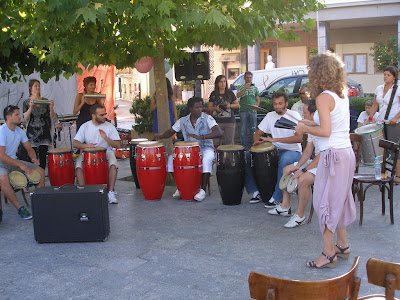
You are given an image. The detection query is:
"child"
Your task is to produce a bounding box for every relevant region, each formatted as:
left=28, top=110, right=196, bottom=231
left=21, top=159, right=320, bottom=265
left=357, top=100, right=379, bottom=127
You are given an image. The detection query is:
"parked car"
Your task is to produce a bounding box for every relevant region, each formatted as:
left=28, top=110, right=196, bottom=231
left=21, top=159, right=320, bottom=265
left=259, top=74, right=364, bottom=99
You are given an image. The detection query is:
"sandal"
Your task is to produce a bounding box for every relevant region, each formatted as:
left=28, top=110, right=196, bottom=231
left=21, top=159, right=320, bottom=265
left=335, top=244, right=350, bottom=259
left=306, top=252, right=337, bottom=269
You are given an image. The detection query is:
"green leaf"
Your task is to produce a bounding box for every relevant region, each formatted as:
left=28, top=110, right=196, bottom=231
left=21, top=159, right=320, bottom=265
left=75, top=6, right=97, bottom=23
left=205, top=9, right=227, bottom=27
left=157, top=1, right=176, bottom=17
left=134, top=4, right=150, bottom=21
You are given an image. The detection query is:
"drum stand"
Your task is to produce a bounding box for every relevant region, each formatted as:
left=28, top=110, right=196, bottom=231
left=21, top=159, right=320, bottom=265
left=58, top=120, right=75, bottom=150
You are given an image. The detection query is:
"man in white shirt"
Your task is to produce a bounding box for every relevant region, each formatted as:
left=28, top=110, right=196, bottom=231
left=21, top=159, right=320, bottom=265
left=73, top=104, right=121, bottom=204
left=253, top=91, right=303, bottom=208
left=291, top=86, right=310, bottom=119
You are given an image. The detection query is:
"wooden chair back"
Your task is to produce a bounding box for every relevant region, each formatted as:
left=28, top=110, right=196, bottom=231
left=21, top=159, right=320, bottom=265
left=350, top=133, right=363, bottom=173
left=380, top=139, right=399, bottom=180
left=249, top=256, right=361, bottom=300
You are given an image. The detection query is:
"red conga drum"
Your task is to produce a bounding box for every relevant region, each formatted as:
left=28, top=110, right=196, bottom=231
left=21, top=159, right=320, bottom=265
left=173, top=141, right=202, bottom=200
left=136, top=141, right=167, bottom=200
left=83, top=147, right=108, bottom=185
left=47, top=148, right=75, bottom=186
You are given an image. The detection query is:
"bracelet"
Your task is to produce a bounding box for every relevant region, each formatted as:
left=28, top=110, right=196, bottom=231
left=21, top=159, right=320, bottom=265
left=302, top=168, right=307, bottom=173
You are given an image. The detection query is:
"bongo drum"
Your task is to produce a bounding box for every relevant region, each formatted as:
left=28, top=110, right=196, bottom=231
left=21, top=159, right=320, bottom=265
left=173, top=141, right=202, bottom=201
left=129, top=138, right=148, bottom=189
left=48, top=148, right=75, bottom=186
left=9, top=171, right=28, bottom=190
left=216, top=145, right=245, bottom=205
left=279, top=172, right=292, bottom=191
left=250, top=142, right=278, bottom=203
left=83, top=147, right=108, bottom=185
left=136, top=141, right=167, bottom=200
left=286, top=176, right=298, bottom=194
left=26, top=169, right=41, bottom=186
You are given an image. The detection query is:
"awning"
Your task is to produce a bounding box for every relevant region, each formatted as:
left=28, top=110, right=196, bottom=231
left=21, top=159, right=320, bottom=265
left=219, top=54, right=239, bottom=62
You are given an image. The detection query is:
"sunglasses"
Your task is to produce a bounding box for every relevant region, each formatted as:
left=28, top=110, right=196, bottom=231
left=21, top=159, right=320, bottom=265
left=299, top=92, right=307, bottom=95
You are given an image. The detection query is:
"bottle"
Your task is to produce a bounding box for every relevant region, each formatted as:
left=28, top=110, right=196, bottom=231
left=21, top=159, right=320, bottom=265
left=374, top=157, right=381, bottom=180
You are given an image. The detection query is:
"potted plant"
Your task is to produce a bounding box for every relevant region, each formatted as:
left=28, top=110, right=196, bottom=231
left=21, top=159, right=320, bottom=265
left=129, top=96, right=155, bottom=140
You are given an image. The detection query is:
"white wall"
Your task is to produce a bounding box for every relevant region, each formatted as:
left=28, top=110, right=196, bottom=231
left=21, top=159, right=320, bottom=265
left=278, top=47, right=308, bottom=67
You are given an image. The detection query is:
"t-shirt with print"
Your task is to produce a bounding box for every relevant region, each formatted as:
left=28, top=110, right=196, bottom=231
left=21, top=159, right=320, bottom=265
left=74, top=120, right=121, bottom=152
left=209, top=90, right=236, bottom=123
left=237, top=84, right=259, bottom=112
left=0, top=124, right=28, bottom=159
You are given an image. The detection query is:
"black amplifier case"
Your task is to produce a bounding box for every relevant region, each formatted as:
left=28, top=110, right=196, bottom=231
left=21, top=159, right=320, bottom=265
left=31, top=185, right=110, bottom=243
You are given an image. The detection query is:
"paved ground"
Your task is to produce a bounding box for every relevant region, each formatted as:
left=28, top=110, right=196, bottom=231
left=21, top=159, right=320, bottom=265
left=1, top=159, right=399, bottom=299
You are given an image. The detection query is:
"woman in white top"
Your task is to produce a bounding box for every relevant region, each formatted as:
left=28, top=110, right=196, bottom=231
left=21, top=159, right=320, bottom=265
left=295, top=52, right=356, bottom=269
left=369, top=66, right=400, bottom=184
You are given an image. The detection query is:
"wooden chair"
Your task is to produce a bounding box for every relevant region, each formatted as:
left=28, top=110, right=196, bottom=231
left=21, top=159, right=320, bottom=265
left=353, top=139, right=399, bottom=225
left=358, top=258, right=400, bottom=300
left=249, top=256, right=361, bottom=300
left=0, top=187, right=30, bottom=207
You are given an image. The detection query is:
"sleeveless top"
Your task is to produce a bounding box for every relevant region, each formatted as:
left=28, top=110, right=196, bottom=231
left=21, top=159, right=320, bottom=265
left=153, top=98, right=174, bottom=133
left=76, top=102, right=94, bottom=131
left=313, top=90, right=351, bottom=151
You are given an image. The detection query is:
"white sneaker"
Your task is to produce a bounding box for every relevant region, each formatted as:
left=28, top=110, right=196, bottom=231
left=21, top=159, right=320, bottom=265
left=194, top=189, right=206, bottom=202
left=284, top=213, right=306, bottom=228
left=249, top=193, right=262, bottom=204
left=173, top=189, right=181, bottom=199
left=268, top=205, right=291, bottom=217
left=108, top=191, right=118, bottom=204
left=264, top=197, right=280, bottom=208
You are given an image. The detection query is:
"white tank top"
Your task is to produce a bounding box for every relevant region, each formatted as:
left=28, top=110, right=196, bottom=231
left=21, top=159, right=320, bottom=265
left=313, top=90, right=351, bottom=151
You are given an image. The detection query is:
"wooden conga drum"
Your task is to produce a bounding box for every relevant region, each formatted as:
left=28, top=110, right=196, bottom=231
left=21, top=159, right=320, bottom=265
left=48, top=148, right=75, bottom=186
left=129, top=138, right=148, bottom=189
left=83, top=147, right=108, bottom=185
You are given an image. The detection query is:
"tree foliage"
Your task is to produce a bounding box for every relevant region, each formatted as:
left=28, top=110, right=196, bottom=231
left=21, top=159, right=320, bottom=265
left=370, top=36, right=399, bottom=71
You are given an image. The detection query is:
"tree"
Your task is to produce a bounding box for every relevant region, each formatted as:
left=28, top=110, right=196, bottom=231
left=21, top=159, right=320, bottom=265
left=1, top=0, right=321, bottom=147
left=370, top=36, right=399, bottom=71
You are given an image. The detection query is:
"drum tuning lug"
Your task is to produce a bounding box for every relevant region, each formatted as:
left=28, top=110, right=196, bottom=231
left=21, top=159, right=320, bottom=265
left=93, top=159, right=97, bottom=166
left=185, top=153, right=190, bottom=160
left=156, top=153, right=161, bottom=161
left=58, top=161, right=63, bottom=167
left=100, top=158, right=105, bottom=162
left=141, top=154, right=145, bottom=161
left=178, top=153, right=183, bottom=159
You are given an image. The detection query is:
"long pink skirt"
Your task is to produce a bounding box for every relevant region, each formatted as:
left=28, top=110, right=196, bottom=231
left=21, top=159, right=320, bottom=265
left=313, top=147, right=356, bottom=235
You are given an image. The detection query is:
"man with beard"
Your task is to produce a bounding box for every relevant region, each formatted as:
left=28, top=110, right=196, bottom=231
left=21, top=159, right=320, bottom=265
left=253, top=91, right=302, bottom=209
left=291, top=86, right=310, bottom=119
left=73, top=104, right=121, bottom=204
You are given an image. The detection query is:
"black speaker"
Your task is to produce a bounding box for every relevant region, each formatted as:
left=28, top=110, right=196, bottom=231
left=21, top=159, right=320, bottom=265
left=174, top=51, right=210, bottom=81
left=174, top=56, right=193, bottom=81
left=31, top=185, right=110, bottom=243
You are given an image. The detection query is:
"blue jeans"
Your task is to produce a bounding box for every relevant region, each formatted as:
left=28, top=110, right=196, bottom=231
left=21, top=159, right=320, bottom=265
left=240, top=111, right=257, bottom=148
left=244, top=151, right=258, bottom=194
left=273, top=149, right=302, bottom=202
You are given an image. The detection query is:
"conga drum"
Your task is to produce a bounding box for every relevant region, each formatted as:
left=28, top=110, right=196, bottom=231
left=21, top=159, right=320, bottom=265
left=136, top=141, right=167, bottom=200
left=83, top=147, right=108, bottom=185
left=216, top=145, right=245, bottom=205
left=354, top=123, right=384, bottom=165
left=173, top=141, right=202, bottom=201
left=250, top=142, right=279, bottom=203
left=9, top=171, right=28, bottom=190
left=47, top=148, right=75, bottom=186
left=129, top=138, right=148, bottom=188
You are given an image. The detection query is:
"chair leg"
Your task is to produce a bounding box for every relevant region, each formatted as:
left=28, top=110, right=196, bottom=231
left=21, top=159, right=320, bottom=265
left=207, top=176, right=211, bottom=196
left=358, top=183, right=364, bottom=226
left=381, top=184, right=385, bottom=215
left=389, top=185, right=394, bottom=224
left=308, top=206, right=314, bottom=223
left=20, top=190, right=30, bottom=207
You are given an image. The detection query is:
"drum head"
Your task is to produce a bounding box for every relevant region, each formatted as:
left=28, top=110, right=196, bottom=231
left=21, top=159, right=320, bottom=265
left=138, top=141, right=164, bottom=148
left=250, top=142, right=275, bottom=153
left=9, top=171, right=28, bottom=189
left=174, top=141, right=199, bottom=147
left=26, top=169, right=41, bottom=184
left=48, top=148, right=72, bottom=154
left=279, top=172, right=292, bottom=191
left=287, top=176, right=298, bottom=194
left=354, top=123, right=383, bottom=134
left=130, top=138, right=148, bottom=145
left=83, top=147, right=106, bottom=153
left=217, top=145, right=244, bottom=151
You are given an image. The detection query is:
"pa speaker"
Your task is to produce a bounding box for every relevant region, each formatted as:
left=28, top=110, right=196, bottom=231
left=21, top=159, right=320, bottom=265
left=174, top=56, right=193, bottom=81
left=192, top=51, right=210, bottom=80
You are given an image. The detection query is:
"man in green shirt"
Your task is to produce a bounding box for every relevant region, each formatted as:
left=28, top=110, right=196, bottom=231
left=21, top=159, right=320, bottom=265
left=237, top=71, right=260, bottom=148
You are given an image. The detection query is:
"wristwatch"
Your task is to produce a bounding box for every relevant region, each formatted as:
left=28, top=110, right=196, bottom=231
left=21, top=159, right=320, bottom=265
left=301, top=168, right=307, bottom=173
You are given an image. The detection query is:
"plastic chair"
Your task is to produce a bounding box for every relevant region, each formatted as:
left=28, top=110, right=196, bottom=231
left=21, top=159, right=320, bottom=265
left=358, top=258, right=400, bottom=300
left=249, top=256, right=361, bottom=300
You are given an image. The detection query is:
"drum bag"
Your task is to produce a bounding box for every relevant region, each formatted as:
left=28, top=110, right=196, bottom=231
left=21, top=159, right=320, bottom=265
left=31, top=185, right=110, bottom=243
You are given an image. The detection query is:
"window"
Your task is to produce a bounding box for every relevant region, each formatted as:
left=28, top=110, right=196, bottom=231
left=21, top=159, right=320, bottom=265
left=228, top=68, right=239, bottom=80
left=266, top=77, right=297, bottom=94
left=344, top=54, right=367, bottom=74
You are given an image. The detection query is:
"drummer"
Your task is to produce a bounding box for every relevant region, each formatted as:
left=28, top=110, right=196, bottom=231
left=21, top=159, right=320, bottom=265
left=72, top=104, right=121, bottom=204
left=0, top=105, right=45, bottom=220
left=155, top=96, right=223, bottom=202
left=253, top=91, right=302, bottom=208
left=268, top=100, right=320, bottom=228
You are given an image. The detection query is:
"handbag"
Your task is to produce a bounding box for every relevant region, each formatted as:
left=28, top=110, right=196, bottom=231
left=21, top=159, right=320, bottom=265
left=383, top=84, right=398, bottom=138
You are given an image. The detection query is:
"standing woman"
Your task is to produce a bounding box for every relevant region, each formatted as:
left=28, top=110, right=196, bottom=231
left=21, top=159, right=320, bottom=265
left=208, top=75, right=239, bottom=145
left=295, top=52, right=356, bottom=268
left=74, top=76, right=105, bottom=131
left=369, top=66, right=400, bottom=184
left=23, top=79, right=55, bottom=170
left=150, top=78, right=177, bottom=133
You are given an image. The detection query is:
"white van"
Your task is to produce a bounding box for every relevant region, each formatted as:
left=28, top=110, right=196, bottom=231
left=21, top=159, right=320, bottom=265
left=230, top=65, right=308, bottom=95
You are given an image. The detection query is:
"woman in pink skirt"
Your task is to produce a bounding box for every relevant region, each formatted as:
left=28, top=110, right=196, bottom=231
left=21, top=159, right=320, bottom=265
left=295, top=52, right=356, bottom=268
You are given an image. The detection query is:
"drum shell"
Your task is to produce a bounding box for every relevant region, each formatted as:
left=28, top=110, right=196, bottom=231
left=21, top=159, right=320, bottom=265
left=354, top=124, right=384, bottom=165
left=136, top=145, right=167, bottom=200
left=216, top=148, right=245, bottom=205
left=173, top=145, right=202, bottom=201
left=129, top=139, right=149, bottom=189
left=83, top=150, right=108, bottom=185
left=48, top=150, right=75, bottom=186
left=250, top=148, right=278, bottom=203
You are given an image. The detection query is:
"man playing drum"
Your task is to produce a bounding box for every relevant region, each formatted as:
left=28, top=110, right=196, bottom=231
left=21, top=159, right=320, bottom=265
left=253, top=91, right=303, bottom=208
left=156, top=97, right=222, bottom=202
left=73, top=104, right=121, bottom=204
left=268, top=100, right=320, bottom=228
left=0, top=105, right=45, bottom=220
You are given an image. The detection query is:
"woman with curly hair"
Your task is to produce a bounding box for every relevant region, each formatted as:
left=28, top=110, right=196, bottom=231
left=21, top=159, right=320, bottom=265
left=295, top=52, right=356, bottom=268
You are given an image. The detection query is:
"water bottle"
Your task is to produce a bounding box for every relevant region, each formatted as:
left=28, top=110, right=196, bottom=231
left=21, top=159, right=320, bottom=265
left=374, top=157, right=381, bottom=179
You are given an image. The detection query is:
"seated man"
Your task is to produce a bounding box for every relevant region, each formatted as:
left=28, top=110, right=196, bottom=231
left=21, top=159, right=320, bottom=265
left=253, top=91, right=303, bottom=208
left=0, top=105, right=45, bottom=220
left=290, top=86, right=310, bottom=119
left=156, top=97, right=222, bottom=201
left=73, top=104, right=121, bottom=204
left=268, top=100, right=320, bottom=228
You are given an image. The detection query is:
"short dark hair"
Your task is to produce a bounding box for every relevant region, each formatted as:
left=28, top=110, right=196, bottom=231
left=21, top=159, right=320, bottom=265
left=3, top=105, right=19, bottom=120
left=364, top=100, right=373, bottom=107
left=244, top=71, right=253, bottom=77
left=306, top=99, right=316, bottom=114
left=90, top=103, right=106, bottom=116
left=272, top=91, right=289, bottom=103
left=83, top=76, right=97, bottom=92
left=187, top=97, right=203, bottom=109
